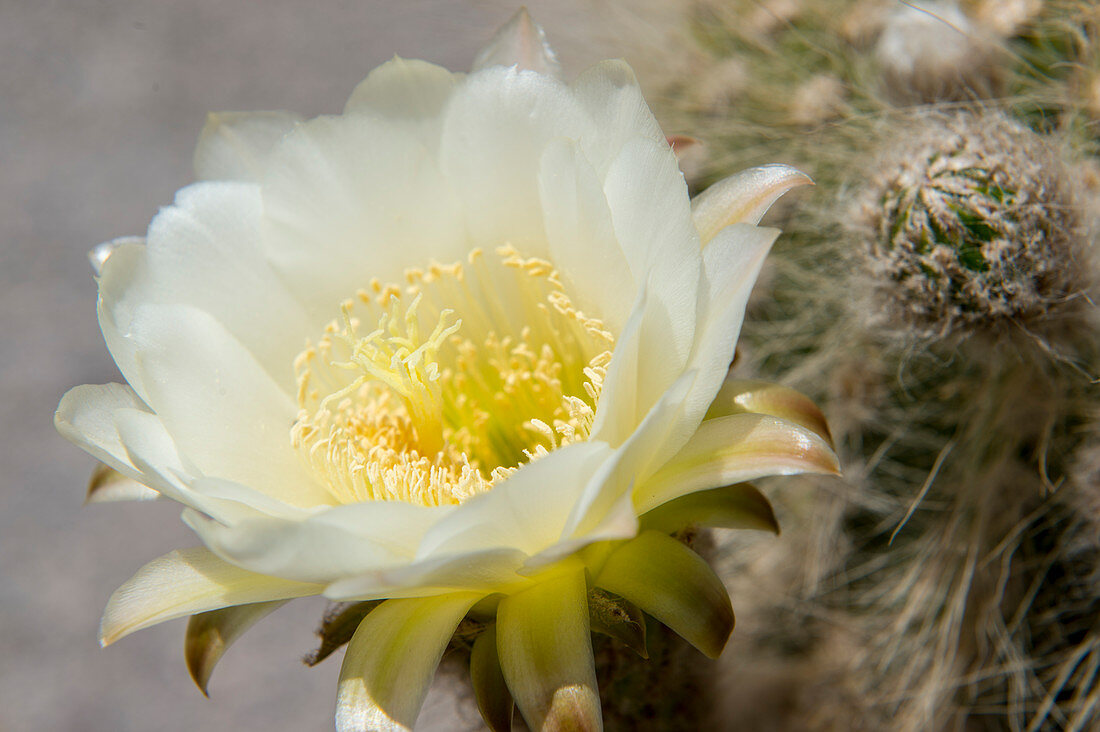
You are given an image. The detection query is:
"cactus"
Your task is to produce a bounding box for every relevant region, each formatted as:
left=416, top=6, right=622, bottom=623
left=632, top=0, right=1100, bottom=729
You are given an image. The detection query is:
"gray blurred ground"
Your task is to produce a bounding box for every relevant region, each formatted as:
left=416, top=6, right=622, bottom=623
left=0, top=2, right=677, bottom=730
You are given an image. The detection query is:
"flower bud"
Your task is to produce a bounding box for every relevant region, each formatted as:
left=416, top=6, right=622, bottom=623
left=854, top=112, right=1084, bottom=338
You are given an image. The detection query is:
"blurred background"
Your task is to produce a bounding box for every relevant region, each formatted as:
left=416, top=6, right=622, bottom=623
left=11, top=1, right=1099, bottom=730
left=0, top=2, right=681, bottom=730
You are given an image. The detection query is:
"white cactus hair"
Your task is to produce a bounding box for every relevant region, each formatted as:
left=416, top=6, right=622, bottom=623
left=611, top=0, right=1100, bottom=729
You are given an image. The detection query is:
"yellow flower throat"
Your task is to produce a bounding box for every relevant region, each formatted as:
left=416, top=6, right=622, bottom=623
left=291, top=246, right=614, bottom=507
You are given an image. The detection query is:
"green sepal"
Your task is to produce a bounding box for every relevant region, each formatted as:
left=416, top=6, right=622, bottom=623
left=594, top=530, right=734, bottom=659
left=185, top=600, right=285, bottom=695
left=639, top=483, right=779, bottom=535
left=470, top=625, right=514, bottom=732
left=496, top=565, right=603, bottom=731
left=336, top=593, right=481, bottom=732
left=304, top=600, right=381, bottom=667
left=588, top=587, right=648, bottom=658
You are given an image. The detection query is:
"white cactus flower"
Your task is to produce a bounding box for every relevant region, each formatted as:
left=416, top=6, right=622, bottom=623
left=56, top=10, right=835, bottom=732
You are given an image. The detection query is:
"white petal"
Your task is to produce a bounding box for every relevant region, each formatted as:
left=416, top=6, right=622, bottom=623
left=567, top=370, right=696, bottom=538
left=416, top=442, right=614, bottom=560
left=89, top=236, right=142, bottom=275
left=521, top=491, right=637, bottom=573
left=324, top=548, right=527, bottom=601
left=142, top=182, right=313, bottom=386
left=587, top=289, right=645, bottom=446
left=538, top=138, right=634, bottom=334
left=185, top=501, right=449, bottom=583
left=706, top=378, right=832, bottom=445
left=56, top=383, right=153, bottom=481
left=336, top=593, right=480, bottom=732
left=96, top=184, right=313, bottom=395
left=438, top=65, right=592, bottom=253
left=691, top=164, right=813, bottom=244
left=601, top=135, right=703, bottom=416
left=343, top=57, right=459, bottom=149
left=634, top=412, right=841, bottom=513
left=193, top=111, right=303, bottom=182
left=128, top=303, right=329, bottom=507
left=569, top=243, right=799, bottom=523
left=471, top=8, right=561, bottom=77
left=97, top=242, right=154, bottom=403
left=55, top=383, right=225, bottom=518
left=669, top=223, right=780, bottom=445
left=572, top=60, right=665, bottom=178
left=187, top=477, right=315, bottom=522
left=262, top=113, right=467, bottom=320
left=99, top=547, right=321, bottom=646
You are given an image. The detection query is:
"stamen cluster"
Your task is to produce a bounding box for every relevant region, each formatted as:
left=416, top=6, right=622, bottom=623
left=291, top=247, right=614, bottom=506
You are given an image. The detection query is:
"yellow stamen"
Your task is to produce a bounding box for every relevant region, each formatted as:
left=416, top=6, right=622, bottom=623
left=291, top=247, right=613, bottom=507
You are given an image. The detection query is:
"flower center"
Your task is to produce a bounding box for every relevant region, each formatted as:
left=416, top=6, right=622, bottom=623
left=291, top=246, right=614, bottom=507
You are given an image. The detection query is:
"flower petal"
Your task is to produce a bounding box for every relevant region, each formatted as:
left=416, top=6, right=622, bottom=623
left=470, top=624, right=514, bottom=732
left=471, top=8, right=561, bottom=77
left=416, top=441, right=614, bottom=560
left=496, top=565, right=602, bottom=732
left=344, top=56, right=459, bottom=123
left=335, top=593, right=480, bottom=732
left=262, top=113, right=467, bottom=320
left=654, top=223, right=779, bottom=463
left=706, top=377, right=833, bottom=446
left=691, top=164, right=813, bottom=244
left=439, top=65, right=591, bottom=252
left=591, top=219, right=766, bottom=471
left=129, top=303, right=329, bottom=507
left=538, top=138, right=635, bottom=334
left=639, top=483, right=779, bottom=535
left=100, top=547, right=321, bottom=647
left=141, top=182, right=314, bottom=384
left=193, top=111, right=303, bottom=182
left=55, top=383, right=150, bottom=476
left=569, top=370, right=696, bottom=539
left=601, top=135, right=702, bottom=416
left=594, top=530, right=733, bottom=659
left=323, top=548, right=527, bottom=602
left=186, top=477, right=314, bottom=522
left=634, top=413, right=840, bottom=514
left=587, top=287, right=647, bottom=447
left=185, top=500, right=449, bottom=584
left=56, top=383, right=219, bottom=515
left=89, top=235, right=142, bottom=275
left=572, top=60, right=665, bottom=177
left=97, top=183, right=314, bottom=394
left=185, top=600, right=286, bottom=695
left=111, top=409, right=266, bottom=524
left=96, top=242, right=154, bottom=402
left=86, top=463, right=160, bottom=504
